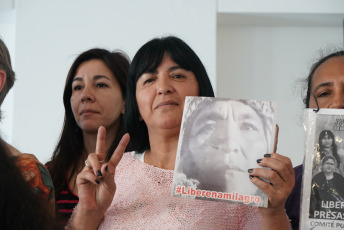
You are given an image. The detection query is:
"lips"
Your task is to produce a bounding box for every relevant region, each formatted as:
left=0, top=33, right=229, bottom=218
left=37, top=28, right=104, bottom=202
left=155, top=100, right=178, bottom=109
left=80, top=109, right=99, bottom=115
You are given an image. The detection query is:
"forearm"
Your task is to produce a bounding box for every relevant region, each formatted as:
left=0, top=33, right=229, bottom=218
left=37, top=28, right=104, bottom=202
left=260, top=207, right=291, bottom=230
left=66, top=207, right=104, bottom=230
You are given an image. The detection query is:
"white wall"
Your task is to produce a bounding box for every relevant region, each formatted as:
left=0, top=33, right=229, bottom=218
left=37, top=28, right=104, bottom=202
left=2, top=0, right=343, bottom=166
left=13, top=0, right=216, bottom=163
left=217, top=25, right=343, bottom=166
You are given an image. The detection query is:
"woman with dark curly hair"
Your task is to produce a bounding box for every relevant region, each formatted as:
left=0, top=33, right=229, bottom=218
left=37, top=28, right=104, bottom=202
left=285, top=50, right=344, bottom=229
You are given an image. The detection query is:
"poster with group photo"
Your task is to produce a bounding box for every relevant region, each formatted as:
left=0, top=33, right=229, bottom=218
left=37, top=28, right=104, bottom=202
left=172, top=96, right=277, bottom=208
left=300, top=109, right=344, bottom=229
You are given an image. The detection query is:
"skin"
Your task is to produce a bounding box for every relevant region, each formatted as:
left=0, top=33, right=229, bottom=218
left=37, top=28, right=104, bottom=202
left=71, top=59, right=125, bottom=135
left=69, top=54, right=294, bottom=230
left=309, top=56, right=344, bottom=109
left=190, top=100, right=267, bottom=192
left=69, top=59, right=125, bottom=194
left=321, top=134, right=333, bottom=150
left=135, top=54, right=199, bottom=169
left=322, top=158, right=335, bottom=177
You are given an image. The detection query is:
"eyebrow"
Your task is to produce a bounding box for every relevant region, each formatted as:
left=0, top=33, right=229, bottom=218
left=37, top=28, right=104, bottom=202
left=313, top=81, right=333, bottom=93
left=147, top=65, right=184, bottom=74
left=72, top=75, right=111, bottom=82
left=238, top=113, right=259, bottom=121
left=195, top=109, right=226, bottom=122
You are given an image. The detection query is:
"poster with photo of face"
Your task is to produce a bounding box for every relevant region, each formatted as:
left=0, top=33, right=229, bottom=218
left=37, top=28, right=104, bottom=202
left=172, top=96, right=276, bottom=208
left=300, top=109, right=344, bottom=229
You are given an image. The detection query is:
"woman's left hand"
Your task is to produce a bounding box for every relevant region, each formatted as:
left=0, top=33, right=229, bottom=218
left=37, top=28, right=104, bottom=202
left=249, top=153, right=294, bottom=229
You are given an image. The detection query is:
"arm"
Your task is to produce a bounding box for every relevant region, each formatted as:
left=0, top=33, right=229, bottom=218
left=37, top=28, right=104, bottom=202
left=67, top=127, right=130, bottom=230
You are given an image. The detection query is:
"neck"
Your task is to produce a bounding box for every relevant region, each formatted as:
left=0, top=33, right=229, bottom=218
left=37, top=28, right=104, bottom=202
left=324, top=172, right=334, bottom=180
left=82, top=126, right=117, bottom=159
left=145, top=127, right=180, bottom=170
left=323, top=147, right=332, bottom=153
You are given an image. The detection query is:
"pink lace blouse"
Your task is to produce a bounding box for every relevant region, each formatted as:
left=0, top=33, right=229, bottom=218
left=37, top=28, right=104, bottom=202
left=97, top=152, right=262, bottom=229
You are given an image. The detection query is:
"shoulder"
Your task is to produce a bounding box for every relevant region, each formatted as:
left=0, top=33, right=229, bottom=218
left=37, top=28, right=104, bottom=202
left=338, top=148, right=344, bottom=157
left=14, top=154, right=55, bottom=201
left=333, top=172, right=344, bottom=179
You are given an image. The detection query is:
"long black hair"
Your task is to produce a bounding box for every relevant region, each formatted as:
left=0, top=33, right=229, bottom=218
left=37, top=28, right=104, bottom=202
left=124, top=36, right=215, bottom=152
left=318, top=130, right=340, bottom=168
left=48, top=48, right=131, bottom=196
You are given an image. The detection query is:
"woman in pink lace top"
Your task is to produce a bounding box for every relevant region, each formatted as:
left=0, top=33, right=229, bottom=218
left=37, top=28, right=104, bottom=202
left=68, top=36, right=295, bottom=230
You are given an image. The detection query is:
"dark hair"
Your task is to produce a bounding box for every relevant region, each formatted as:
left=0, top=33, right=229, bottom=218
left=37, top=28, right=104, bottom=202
left=124, top=36, right=215, bottom=152
left=321, top=155, right=336, bottom=166
left=318, top=130, right=340, bottom=168
left=303, top=50, right=344, bottom=108
left=48, top=48, right=130, bottom=197
left=0, top=38, right=15, bottom=111
left=0, top=139, right=62, bottom=230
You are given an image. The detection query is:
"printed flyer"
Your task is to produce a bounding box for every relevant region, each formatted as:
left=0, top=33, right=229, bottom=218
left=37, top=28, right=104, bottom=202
left=172, top=96, right=276, bottom=208
left=300, top=109, right=344, bottom=229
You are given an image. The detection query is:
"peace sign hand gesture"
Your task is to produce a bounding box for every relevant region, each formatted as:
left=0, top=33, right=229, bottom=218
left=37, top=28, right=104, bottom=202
left=68, top=126, right=130, bottom=230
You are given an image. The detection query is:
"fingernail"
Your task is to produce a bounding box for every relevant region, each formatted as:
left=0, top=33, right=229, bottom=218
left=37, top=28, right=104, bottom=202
left=95, top=179, right=100, bottom=184
left=97, top=170, right=102, bottom=177
left=249, top=175, right=254, bottom=179
left=105, top=165, right=108, bottom=172
left=248, top=168, right=253, bottom=173
left=264, top=153, right=271, bottom=158
left=257, top=159, right=262, bottom=164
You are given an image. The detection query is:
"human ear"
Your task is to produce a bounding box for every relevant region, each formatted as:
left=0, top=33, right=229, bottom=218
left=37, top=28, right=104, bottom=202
left=0, top=70, right=6, bottom=92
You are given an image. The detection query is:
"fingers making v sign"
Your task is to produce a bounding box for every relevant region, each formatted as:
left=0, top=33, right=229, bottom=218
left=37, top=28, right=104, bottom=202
left=76, top=126, right=130, bottom=214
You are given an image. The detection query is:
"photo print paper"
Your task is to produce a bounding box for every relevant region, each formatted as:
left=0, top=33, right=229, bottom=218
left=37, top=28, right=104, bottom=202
left=300, top=109, right=344, bottom=229
left=172, top=96, right=277, bottom=208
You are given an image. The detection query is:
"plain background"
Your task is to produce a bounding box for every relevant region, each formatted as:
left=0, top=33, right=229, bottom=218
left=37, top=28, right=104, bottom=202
left=0, top=0, right=343, bottom=167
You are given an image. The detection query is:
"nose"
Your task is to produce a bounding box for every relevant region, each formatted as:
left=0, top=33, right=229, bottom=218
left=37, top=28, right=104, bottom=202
left=157, top=77, right=174, bottom=95
left=329, top=91, right=344, bottom=109
left=220, top=123, right=240, bottom=154
left=80, top=86, right=95, bottom=102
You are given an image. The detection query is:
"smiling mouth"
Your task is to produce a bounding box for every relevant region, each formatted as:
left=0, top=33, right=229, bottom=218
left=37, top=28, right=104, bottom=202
left=80, top=110, right=98, bottom=115
left=155, top=101, right=178, bottom=109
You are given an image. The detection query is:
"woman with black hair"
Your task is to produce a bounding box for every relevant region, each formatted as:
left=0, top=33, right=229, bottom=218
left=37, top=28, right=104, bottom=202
left=68, top=36, right=294, bottom=229
left=47, top=48, right=132, bottom=225
left=285, top=50, right=344, bottom=229
left=312, top=130, right=344, bottom=175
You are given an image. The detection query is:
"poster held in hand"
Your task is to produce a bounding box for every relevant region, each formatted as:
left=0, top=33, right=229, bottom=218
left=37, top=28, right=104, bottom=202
left=300, top=109, right=344, bottom=229
left=172, top=96, right=276, bottom=208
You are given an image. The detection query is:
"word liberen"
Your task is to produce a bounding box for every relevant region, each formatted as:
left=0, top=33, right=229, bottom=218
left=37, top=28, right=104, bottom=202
left=175, top=185, right=261, bottom=205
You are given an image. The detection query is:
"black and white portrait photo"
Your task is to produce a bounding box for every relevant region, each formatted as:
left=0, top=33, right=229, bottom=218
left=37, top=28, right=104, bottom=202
left=172, top=97, right=276, bottom=207
left=308, top=113, right=344, bottom=220
left=300, top=109, right=344, bottom=228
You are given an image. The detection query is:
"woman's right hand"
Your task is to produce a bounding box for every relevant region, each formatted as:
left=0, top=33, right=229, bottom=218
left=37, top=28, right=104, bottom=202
left=68, top=126, right=130, bottom=230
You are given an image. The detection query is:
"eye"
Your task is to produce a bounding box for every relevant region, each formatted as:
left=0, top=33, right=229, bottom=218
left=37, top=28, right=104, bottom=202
left=317, top=91, right=331, bottom=98
left=73, top=85, right=83, bottom=91
left=96, top=83, right=108, bottom=88
left=143, top=78, right=155, bottom=85
left=195, top=121, right=217, bottom=136
left=172, top=74, right=184, bottom=79
left=240, top=122, right=258, bottom=131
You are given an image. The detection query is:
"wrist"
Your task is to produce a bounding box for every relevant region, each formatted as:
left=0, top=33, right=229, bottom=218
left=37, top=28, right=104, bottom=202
left=67, top=206, right=104, bottom=230
left=259, top=207, right=291, bottom=230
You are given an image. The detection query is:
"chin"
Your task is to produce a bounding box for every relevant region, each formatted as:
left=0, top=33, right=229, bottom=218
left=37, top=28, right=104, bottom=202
left=79, top=124, right=101, bottom=133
